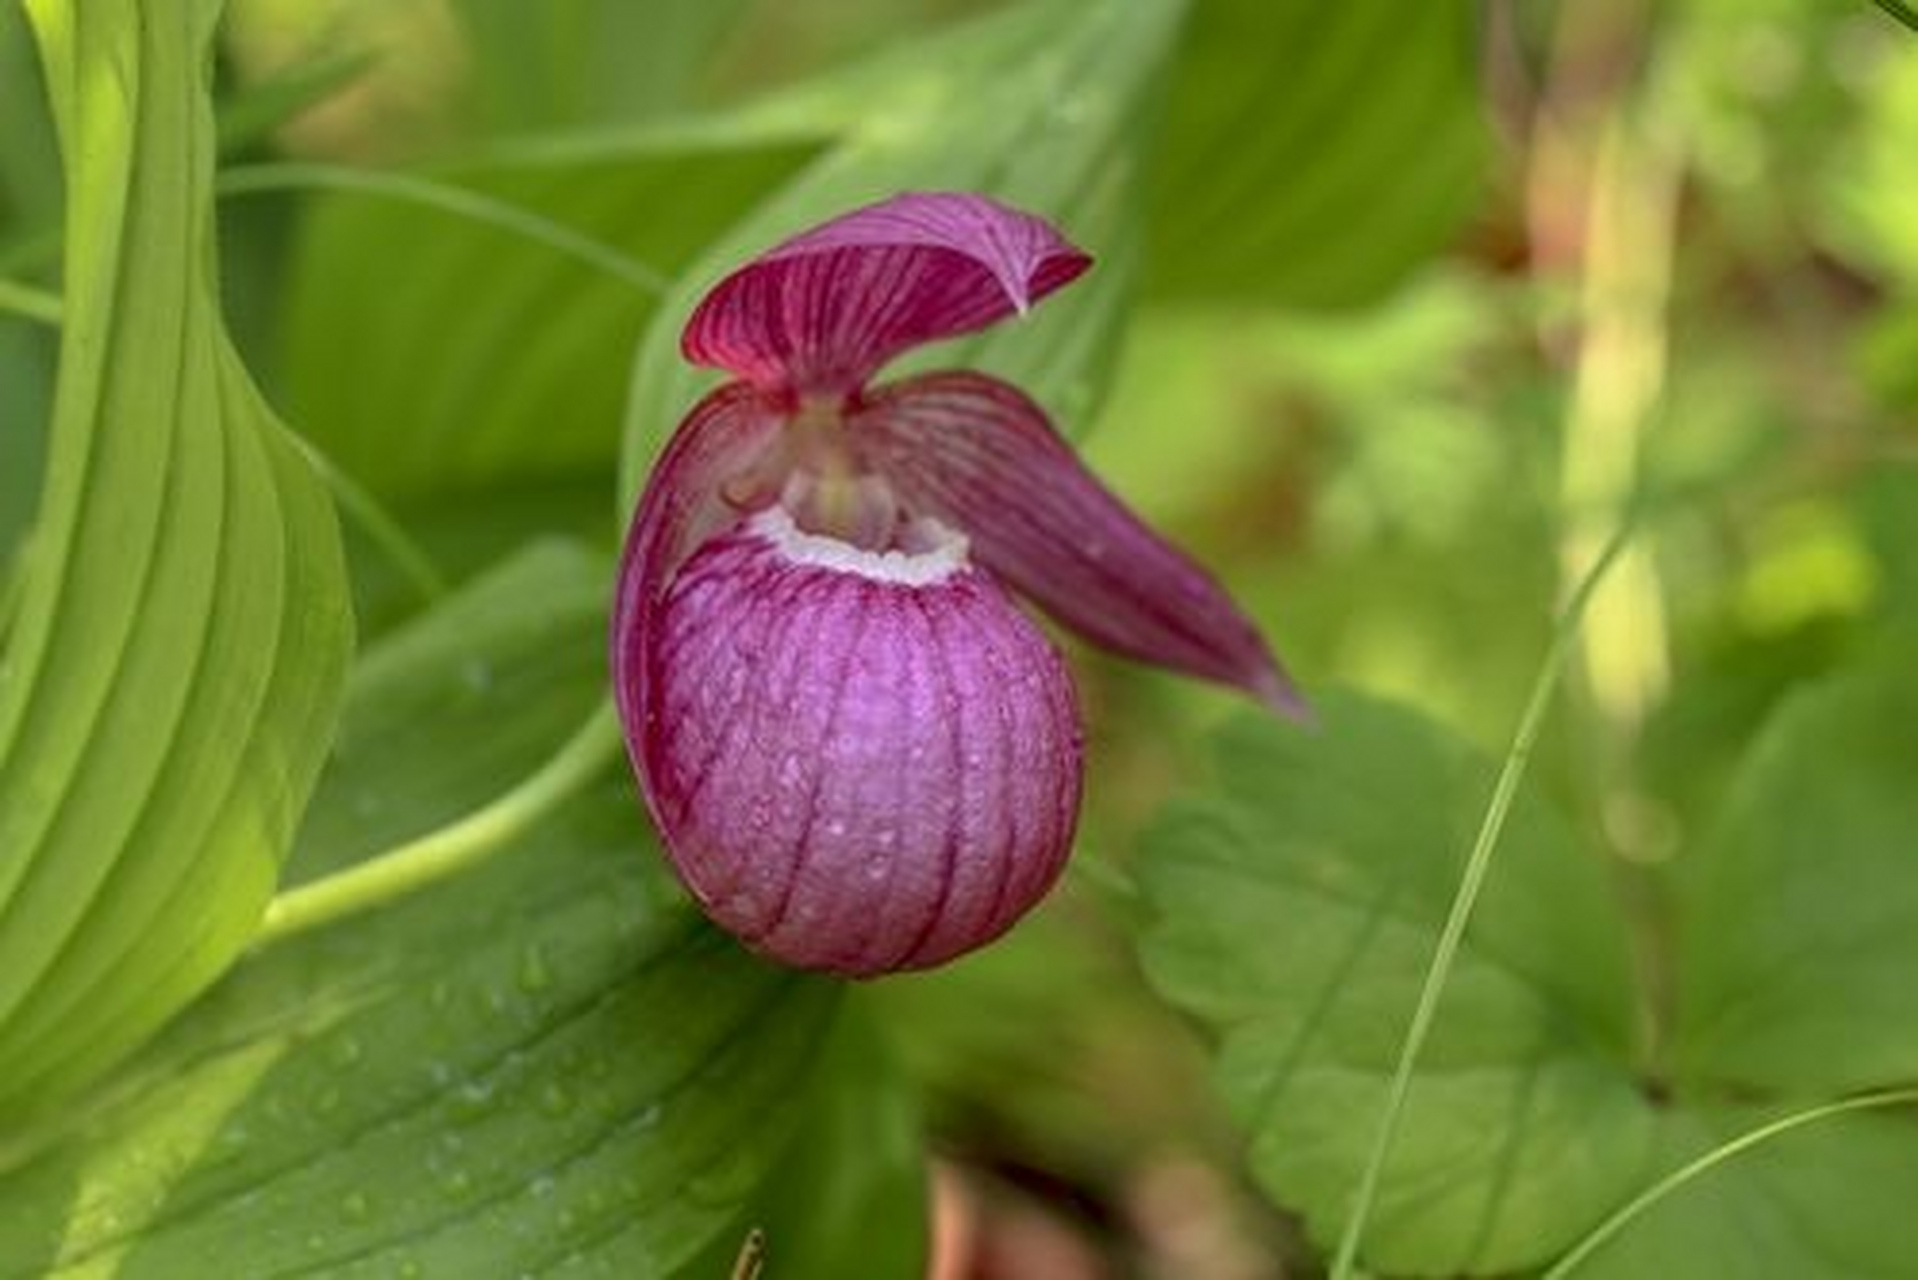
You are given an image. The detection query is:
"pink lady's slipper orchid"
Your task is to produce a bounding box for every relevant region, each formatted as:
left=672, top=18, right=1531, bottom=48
left=612, top=192, right=1301, bottom=978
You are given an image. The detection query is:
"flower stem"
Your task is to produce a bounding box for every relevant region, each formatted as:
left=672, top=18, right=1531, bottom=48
left=0, top=275, right=61, bottom=327
left=215, top=161, right=671, bottom=296
left=1540, top=1087, right=1918, bottom=1277
left=290, top=436, right=448, bottom=607
left=1326, top=518, right=1634, bottom=1280
left=255, top=703, right=623, bottom=946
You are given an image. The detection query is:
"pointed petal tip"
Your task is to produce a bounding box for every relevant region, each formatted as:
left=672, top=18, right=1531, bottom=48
left=1250, top=665, right=1314, bottom=725
left=852, top=372, right=1308, bottom=723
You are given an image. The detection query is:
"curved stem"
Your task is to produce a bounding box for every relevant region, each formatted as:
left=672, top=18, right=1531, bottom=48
left=215, top=161, right=672, bottom=296
left=290, top=436, right=448, bottom=606
left=1541, top=1087, right=1918, bottom=1278
left=1327, top=519, right=1634, bottom=1280
left=0, top=276, right=61, bottom=327
left=255, top=704, right=623, bottom=946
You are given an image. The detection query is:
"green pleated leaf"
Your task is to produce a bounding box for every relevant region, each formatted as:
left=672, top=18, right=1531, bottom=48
left=0, top=1, right=352, bottom=1118
left=618, top=0, right=1181, bottom=503
left=1146, top=0, right=1487, bottom=308
left=0, top=541, right=871, bottom=1279
left=1137, top=694, right=1656, bottom=1275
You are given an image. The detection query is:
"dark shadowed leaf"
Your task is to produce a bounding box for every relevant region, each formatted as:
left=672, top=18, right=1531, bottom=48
left=1146, top=0, right=1487, bottom=308
left=453, top=0, right=752, bottom=132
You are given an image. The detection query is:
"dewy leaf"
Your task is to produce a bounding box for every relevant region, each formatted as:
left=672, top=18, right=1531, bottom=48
left=0, top=543, right=861, bottom=1280
left=1138, top=693, right=1658, bottom=1275
left=1670, top=658, right=1918, bottom=1095
left=1146, top=0, right=1487, bottom=308
left=619, top=0, right=1180, bottom=504
left=0, top=1, right=352, bottom=1117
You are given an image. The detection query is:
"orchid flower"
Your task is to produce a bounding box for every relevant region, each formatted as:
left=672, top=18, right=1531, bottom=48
left=611, top=192, right=1301, bottom=978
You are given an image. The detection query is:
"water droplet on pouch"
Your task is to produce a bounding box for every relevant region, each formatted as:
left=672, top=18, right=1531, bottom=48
left=339, top=1190, right=370, bottom=1222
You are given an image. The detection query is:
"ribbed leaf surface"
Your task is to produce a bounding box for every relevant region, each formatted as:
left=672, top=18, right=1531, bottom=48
left=0, top=0, right=352, bottom=1119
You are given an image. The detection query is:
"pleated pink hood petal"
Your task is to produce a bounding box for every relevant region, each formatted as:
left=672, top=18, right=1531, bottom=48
left=682, top=192, right=1090, bottom=397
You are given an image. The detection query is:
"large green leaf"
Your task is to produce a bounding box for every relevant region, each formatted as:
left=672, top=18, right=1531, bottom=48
left=1567, top=1105, right=1918, bottom=1280
left=275, top=135, right=818, bottom=505
left=1145, top=0, right=1487, bottom=308
left=0, top=541, right=880, bottom=1279
left=1140, top=675, right=1918, bottom=1275
left=619, top=0, right=1180, bottom=502
left=696, top=999, right=929, bottom=1280
left=452, top=0, right=752, bottom=133
left=1138, top=694, right=1655, bottom=1275
left=0, top=0, right=352, bottom=1118
left=1672, top=658, right=1918, bottom=1094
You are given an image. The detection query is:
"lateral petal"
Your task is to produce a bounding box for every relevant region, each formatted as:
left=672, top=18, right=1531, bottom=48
left=851, top=371, right=1307, bottom=716
left=682, top=192, right=1091, bottom=397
